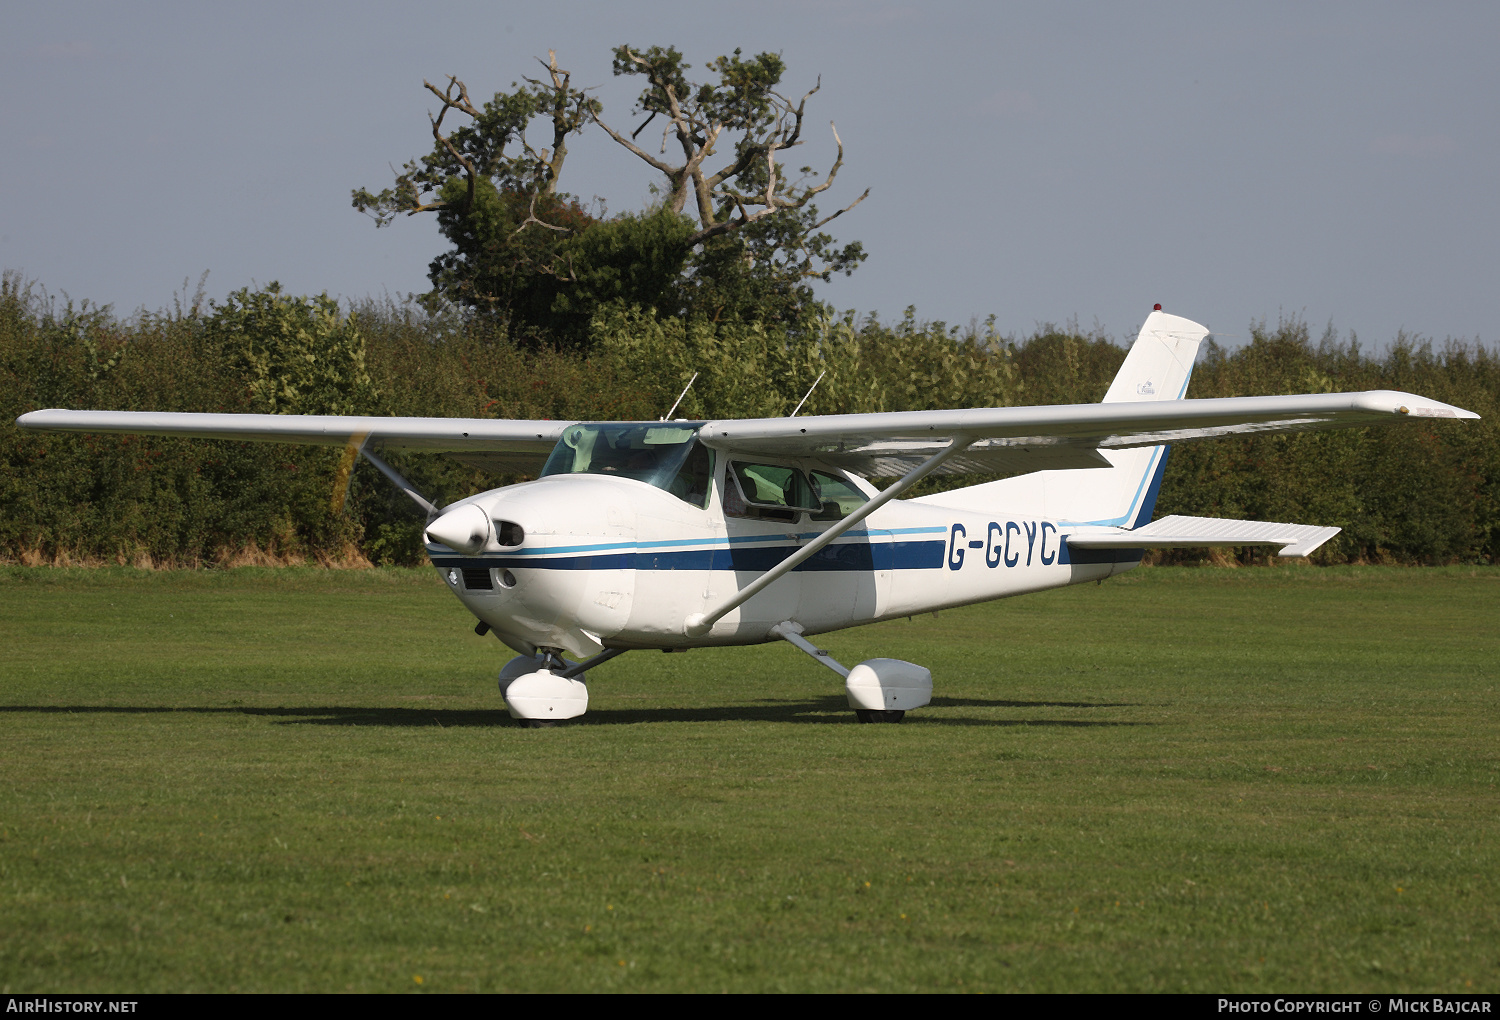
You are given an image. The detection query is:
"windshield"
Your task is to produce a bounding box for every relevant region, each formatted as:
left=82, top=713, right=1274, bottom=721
left=540, top=423, right=711, bottom=507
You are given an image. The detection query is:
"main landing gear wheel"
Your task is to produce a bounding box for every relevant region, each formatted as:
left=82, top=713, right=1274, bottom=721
left=515, top=718, right=560, bottom=729
left=855, top=709, right=906, bottom=724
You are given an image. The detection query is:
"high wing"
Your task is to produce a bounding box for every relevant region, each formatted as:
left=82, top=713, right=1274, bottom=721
left=697, top=390, right=1479, bottom=477
left=18, top=388, right=1479, bottom=481
left=14, top=409, right=575, bottom=474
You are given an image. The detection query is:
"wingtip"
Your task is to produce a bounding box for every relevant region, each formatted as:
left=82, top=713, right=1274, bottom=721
left=14, top=409, right=56, bottom=428
left=1374, top=391, right=1482, bottom=421
left=1402, top=402, right=1483, bottom=421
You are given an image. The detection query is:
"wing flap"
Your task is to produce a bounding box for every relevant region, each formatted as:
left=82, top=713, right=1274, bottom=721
left=808, top=441, right=1113, bottom=478
left=1068, top=514, right=1341, bottom=557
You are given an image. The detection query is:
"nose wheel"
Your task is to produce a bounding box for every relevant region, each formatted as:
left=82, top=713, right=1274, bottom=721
left=497, top=647, right=629, bottom=727
left=855, top=709, right=906, bottom=724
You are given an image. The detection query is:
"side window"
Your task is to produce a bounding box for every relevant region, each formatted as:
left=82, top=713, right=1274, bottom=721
left=724, top=462, right=817, bottom=522
left=809, top=470, right=867, bottom=521
left=665, top=442, right=713, bottom=509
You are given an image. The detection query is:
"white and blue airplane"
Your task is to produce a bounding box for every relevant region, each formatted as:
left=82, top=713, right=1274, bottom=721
left=17, top=308, right=1479, bottom=726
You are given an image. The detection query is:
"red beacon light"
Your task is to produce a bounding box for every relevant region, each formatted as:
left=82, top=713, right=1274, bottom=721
left=1153, top=303, right=1162, bottom=311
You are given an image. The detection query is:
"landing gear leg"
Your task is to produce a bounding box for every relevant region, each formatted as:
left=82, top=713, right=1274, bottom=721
left=769, top=621, right=930, bottom=724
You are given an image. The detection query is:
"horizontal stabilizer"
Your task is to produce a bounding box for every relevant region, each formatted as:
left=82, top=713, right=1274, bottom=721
left=1067, top=514, right=1341, bottom=557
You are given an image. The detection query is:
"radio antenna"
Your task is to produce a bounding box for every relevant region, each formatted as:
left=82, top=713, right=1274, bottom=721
left=662, top=372, right=699, bottom=420
left=789, top=370, right=826, bottom=418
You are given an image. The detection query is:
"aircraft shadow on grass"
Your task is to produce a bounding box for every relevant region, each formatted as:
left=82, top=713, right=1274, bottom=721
left=1, top=699, right=1150, bottom=729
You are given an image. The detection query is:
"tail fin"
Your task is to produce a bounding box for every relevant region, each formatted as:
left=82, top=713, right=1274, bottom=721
left=913, top=309, right=1210, bottom=524
left=1101, top=310, right=1208, bottom=405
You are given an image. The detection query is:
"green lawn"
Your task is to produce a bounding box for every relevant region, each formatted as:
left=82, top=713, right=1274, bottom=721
left=1, top=564, right=1496, bottom=992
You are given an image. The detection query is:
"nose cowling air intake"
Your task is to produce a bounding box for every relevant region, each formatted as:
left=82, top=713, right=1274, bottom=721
left=424, top=503, right=491, bottom=555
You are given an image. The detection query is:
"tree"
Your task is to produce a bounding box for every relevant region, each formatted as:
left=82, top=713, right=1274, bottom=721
left=353, top=46, right=866, bottom=338
left=352, top=55, right=642, bottom=332
left=598, top=46, right=866, bottom=248
left=595, top=45, right=869, bottom=328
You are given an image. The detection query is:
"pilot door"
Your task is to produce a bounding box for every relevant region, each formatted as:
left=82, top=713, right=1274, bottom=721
left=715, top=459, right=884, bottom=633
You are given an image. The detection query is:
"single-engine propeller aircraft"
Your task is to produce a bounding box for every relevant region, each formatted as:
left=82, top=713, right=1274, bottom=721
left=17, top=309, right=1479, bottom=726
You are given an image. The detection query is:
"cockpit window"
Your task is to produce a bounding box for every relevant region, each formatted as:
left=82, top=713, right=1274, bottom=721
left=666, top=439, right=713, bottom=508
left=540, top=423, right=711, bottom=508
left=809, top=470, right=867, bottom=521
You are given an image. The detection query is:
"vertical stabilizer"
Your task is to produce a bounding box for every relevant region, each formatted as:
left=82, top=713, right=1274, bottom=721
left=912, top=309, right=1210, bottom=525
left=1100, top=309, right=1208, bottom=406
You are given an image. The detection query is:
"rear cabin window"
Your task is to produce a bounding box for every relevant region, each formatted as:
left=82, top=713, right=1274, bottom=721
left=724, top=462, right=821, bottom=523
left=809, top=470, right=866, bottom=521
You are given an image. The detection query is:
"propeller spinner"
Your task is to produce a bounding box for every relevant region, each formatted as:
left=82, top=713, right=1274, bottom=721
left=424, top=503, right=491, bottom=554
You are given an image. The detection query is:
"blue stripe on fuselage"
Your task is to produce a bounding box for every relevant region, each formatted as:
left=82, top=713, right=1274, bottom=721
left=430, top=540, right=947, bottom=573
left=468, top=525, right=948, bottom=558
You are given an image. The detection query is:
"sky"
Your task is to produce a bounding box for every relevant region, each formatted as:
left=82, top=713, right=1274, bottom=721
left=3, top=1, right=1497, bottom=347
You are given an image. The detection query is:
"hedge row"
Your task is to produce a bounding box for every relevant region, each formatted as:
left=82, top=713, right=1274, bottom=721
left=2, top=274, right=1493, bottom=565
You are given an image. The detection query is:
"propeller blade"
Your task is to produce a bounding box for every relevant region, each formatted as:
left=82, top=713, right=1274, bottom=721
left=331, top=433, right=368, bottom=514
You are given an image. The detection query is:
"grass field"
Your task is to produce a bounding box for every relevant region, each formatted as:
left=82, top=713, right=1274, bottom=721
left=1, top=564, right=1496, bottom=993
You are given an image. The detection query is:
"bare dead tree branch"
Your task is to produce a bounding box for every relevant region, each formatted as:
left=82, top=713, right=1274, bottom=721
left=811, top=186, right=870, bottom=230
left=519, top=50, right=595, bottom=195
left=600, top=53, right=862, bottom=252
left=527, top=249, right=578, bottom=282
left=680, top=119, right=859, bottom=248
left=423, top=76, right=481, bottom=211
left=594, top=117, right=680, bottom=176
left=513, top=191, right=573, bottom=235
left=594, top=46, right=715, bottom=218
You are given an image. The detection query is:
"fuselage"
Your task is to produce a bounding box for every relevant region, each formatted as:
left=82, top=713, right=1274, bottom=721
left=427, top=453, right=1141, bottom=659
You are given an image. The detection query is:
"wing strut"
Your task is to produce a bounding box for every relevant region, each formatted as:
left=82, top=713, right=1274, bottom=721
left=357, top=441, right=440, bottom=519
left=684, top=437, right=976, bottom=637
